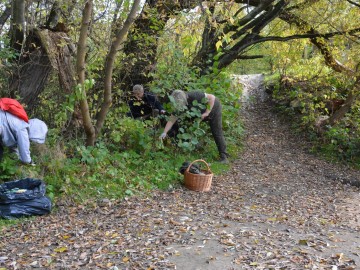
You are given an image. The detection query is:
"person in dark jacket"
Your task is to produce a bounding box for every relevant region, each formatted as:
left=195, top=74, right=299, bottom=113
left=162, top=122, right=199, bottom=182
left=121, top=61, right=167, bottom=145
left=159, top=90, right=229, bottom=163
left=127, top=84, right=166, bottom=120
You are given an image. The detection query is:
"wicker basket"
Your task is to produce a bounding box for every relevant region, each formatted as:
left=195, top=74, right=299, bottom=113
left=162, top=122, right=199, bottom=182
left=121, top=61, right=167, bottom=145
left=184, top=159, right=213, bottom=192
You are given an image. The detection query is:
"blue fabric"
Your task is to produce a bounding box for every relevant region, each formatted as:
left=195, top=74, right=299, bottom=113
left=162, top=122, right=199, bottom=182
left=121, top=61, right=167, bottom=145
left=0, top=111, right=48, bottom=164
left=29, top=118, right=48, bottom=144
left=0, top=110, right=31, bottom=163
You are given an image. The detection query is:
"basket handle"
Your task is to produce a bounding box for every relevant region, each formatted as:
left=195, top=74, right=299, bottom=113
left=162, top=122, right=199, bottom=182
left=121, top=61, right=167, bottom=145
left=185, top=159, right=212, bottom=174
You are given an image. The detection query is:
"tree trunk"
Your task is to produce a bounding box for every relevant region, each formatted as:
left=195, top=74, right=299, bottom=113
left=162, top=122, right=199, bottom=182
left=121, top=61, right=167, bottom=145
left=118, top=0, right=199, bottom=92
left=8, top=41, right=52, bottom=107
left=10, top=0, right=25, bottom=54
left=76, top=0, right=142, bottom=146
left=190, top=4, right=217, bottom=74
left=8, top=28, right=76, bottom=111
left=327, top=78, right=360, bottom=125
left=94, top=0, right=141, bottom=139
left=0, top=4, right=11, bottom=34
left=192, top=0, right=288, bottom=74
left=76, top=0, right=96, bottom=146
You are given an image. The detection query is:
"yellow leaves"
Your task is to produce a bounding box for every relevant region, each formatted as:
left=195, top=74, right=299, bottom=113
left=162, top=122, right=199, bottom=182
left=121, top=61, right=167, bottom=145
left=221, top=238, right=236, bottom=246
left=54, top=246, right=68, bottom=253
left=122, top=256, right=130, bottom=262
left=105, top=231, right=119, bottom=238
left=229, top=16, right=235, bottom=25
left=215, top=31, right=235, bottom=51
left=216, top=40, right=222, bottom=51
left=298, top=239, right=308, bottom=245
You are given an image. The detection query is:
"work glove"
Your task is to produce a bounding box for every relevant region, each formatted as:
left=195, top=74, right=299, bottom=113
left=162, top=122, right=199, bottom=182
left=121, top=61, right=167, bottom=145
left=159, top=132, right=167, bottom=140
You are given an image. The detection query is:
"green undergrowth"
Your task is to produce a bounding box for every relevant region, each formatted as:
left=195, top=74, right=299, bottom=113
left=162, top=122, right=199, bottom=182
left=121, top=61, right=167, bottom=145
left=265, top=73, right=360, bottom=168
left=0, top=68, right=243, bottom=225
left=0, top=136, right=239, bottom=206
left=0, top=107, right=243, bottom=212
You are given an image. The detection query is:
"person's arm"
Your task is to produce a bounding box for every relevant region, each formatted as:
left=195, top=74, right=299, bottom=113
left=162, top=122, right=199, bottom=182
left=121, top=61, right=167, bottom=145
left=160, top=115, right=178, bottom=139
left=0, top=142, right=3, bottom=162
left=128, top=99, right=135, bottom=113
left=16, top=128, right=32, bottom=164
left=201, top=93, right=216, bottom=120
left=147, top=93, right=165, bottom=113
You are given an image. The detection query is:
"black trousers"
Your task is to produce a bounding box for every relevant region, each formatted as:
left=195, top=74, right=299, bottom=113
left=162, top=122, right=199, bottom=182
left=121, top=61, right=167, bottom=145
left=206, top=98, right=227, bottom=157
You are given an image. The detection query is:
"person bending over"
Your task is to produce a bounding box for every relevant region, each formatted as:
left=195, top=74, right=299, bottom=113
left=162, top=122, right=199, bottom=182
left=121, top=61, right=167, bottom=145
left=0, top=110, right=48, bottom=165
left=160, top=90, right=229, bottom=163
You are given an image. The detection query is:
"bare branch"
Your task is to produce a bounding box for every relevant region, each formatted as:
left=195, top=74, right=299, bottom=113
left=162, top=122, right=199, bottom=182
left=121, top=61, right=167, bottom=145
left=0, top=4, right=11, bottom=34
left=279, top=11, right=356, bottom=75
left=256, top=27, right=360, bottom=42
left=346, top=0, right=360, bottom=8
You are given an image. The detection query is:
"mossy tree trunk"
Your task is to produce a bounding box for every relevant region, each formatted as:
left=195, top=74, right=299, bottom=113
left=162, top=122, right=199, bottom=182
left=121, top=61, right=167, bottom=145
left=8, top=29, right=76, bottom=111
left=118, top=0, right=199, bottom=92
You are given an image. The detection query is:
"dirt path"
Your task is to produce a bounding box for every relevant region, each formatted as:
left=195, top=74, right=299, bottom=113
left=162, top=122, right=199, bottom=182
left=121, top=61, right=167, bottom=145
left=1, top=75, right=360, bottom=270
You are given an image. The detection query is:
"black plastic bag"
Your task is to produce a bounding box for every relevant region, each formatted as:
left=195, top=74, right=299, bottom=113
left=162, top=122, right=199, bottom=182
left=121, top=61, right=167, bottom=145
left=179, top=161, right=202, bottom=175
left=0, top=178, right=52, bottom=219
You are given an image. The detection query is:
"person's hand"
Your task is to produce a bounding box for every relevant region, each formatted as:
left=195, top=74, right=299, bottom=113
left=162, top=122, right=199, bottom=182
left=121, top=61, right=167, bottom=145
left=159, top=132, right=167, bottom=140
left=201, top=111, right=210, bottom=120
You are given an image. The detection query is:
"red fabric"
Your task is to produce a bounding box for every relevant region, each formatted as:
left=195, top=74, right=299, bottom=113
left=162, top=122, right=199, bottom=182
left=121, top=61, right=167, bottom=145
left=0, top=98, right=29, bottom=123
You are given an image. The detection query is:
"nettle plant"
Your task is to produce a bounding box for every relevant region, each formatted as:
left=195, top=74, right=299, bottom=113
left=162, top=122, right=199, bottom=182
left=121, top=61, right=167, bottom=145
left=168, top=95, right=208, bottom=152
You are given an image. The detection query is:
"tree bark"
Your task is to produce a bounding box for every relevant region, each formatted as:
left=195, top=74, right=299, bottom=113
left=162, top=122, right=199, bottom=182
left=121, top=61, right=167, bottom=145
left=191, top=0, right=289, bottom=74
left=0, top=4, right=11, bottom=34
left=117, top=0, right=199, bottom=92
left=94, top=0, right=141, bottom=139
left=8, top=28, right=76, bottom=111
left=10, top=0, right=25, bottom=54
left=76, top=0, right=96, bottom=146
left=8, top=38, right=52, bottom=106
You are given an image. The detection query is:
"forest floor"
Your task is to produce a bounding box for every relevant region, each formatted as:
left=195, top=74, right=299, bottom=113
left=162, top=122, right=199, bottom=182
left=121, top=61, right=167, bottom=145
left=1, top=75, right=360, bottom=270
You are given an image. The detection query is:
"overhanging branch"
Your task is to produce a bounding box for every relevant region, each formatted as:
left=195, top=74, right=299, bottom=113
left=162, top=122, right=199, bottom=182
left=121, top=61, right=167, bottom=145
left=279, top=10, right=357, bottom=75
left=346, top=0, right=360, bottom=8
left=257, top=26, right=360, bottom=43
left=237, top=54, right=264, bottom=60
